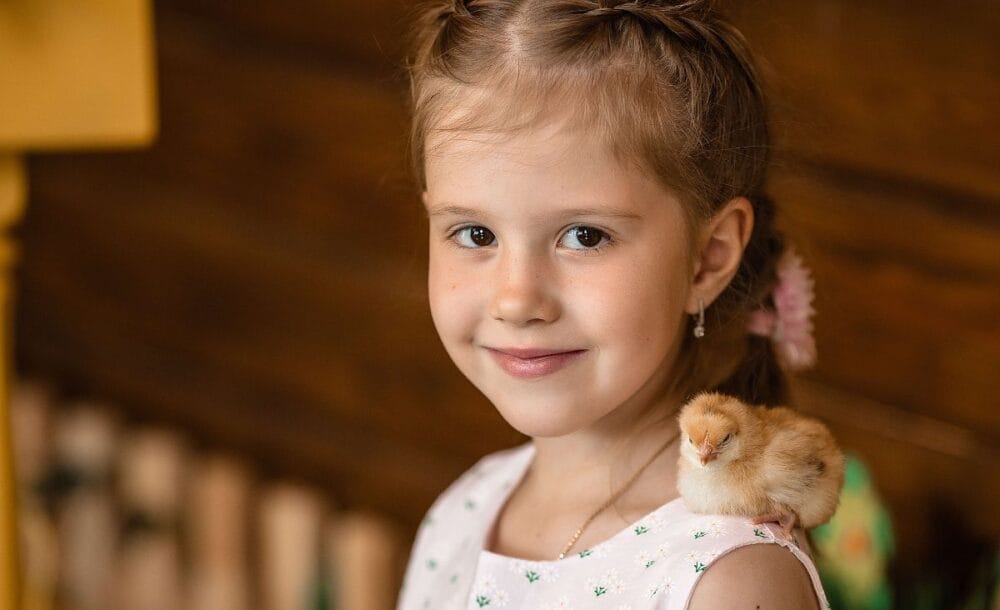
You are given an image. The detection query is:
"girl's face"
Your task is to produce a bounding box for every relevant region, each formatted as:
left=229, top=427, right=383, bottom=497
left=423, top=120, right=694, bottom=439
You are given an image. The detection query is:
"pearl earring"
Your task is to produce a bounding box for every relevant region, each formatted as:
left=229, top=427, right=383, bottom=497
left=693, top=298, right=705, bottom=338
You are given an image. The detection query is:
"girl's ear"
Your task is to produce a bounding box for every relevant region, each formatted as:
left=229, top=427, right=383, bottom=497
left=686, top=196, right=754, bottom=314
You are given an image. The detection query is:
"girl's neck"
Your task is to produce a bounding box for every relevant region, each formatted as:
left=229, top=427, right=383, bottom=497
left=524, top=392, right=685, bottom=510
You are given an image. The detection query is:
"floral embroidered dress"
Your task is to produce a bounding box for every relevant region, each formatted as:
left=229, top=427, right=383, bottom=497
left=396, top=442, right=831, bottom=610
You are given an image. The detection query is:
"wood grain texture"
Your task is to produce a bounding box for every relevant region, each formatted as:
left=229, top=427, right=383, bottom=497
left=771, top=164, right=1000, bottom=436
left=726, top=0, right=1000, bottom=200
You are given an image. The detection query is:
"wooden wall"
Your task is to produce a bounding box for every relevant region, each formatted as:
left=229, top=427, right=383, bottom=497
left=13, top=0, right=998, bottom=596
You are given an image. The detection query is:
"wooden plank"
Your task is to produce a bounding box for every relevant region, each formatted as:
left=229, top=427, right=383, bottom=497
left=770, top=165, right=1000, bottom=435
left=726, top=0, right=1000, bottom=199
left=791, top=377, right=1000, bottom=567
left=142, top=10, right=416, bottom=249
left=161, top=0, right=413, bottom=78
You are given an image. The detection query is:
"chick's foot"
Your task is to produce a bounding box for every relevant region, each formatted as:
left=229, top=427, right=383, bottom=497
left=750, top=512, right=798, bottom=541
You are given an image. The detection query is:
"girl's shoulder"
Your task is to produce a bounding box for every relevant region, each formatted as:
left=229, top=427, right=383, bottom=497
left=424, top=441, right=533, bottom=524
left=534, top=502, right=828, bottom=609
left=644, top=509, right=830, bottom=610
left=396, top=442, right=533, bottom=610
left=684, top=541, right=827, bottom=610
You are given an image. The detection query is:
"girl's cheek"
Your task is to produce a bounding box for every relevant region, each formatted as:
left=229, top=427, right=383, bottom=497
left=429, top=255, right=471, bottom=293
left=428, top=258, right=480, bottom=322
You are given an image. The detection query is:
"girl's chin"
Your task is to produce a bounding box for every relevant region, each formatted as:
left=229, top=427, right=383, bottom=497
left=490, top=401, right=607, bottom=439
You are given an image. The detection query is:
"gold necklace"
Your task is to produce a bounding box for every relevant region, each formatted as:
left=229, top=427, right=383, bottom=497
left=556, top=432, right=679, bottom=560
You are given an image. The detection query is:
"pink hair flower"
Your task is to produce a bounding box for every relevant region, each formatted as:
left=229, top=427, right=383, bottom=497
left=747, top=246, right=817, bottom=371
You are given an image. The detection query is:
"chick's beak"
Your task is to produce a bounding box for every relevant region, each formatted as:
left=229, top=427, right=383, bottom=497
left=697, top=444, right=717, bottom=466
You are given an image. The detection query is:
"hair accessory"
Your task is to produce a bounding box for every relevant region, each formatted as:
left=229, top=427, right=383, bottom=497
left=747, top=245, right=817, bottom=371
left=693, top=298, right=705, bottom=338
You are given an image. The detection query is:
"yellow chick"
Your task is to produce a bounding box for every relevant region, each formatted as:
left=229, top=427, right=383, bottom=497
left=676, top=391, right=845, bottom=538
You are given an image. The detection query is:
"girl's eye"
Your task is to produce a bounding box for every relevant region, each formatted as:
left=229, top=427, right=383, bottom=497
left=453, top=225, right=496, bottom=248
left=561, top=226, right=609, bottom=250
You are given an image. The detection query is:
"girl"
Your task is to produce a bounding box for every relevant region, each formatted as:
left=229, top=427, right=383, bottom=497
left=397, top=1, right=829, bottom=608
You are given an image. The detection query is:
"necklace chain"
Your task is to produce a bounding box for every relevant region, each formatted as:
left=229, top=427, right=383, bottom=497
left=556, top=432, right=680, bottom=560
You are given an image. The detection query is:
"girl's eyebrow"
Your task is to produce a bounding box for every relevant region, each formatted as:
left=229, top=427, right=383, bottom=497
left=425, top=204, right=485, bottom=219
left=426, top=203, right=642, bottom=221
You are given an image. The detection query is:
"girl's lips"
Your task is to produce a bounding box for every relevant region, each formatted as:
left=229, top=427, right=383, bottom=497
left=486, top=348, right=586, bottom=379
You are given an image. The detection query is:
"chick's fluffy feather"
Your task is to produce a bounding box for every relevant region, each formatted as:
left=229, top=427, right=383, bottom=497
left=677, top=392, right=845, bottom=531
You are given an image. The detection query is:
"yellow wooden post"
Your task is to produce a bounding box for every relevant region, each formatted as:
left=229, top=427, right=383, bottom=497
left=0, top=154, right=26, bottom=610
left=0, top=1, right=158, bottom=148
left=1, top=3, right=157, bottom=607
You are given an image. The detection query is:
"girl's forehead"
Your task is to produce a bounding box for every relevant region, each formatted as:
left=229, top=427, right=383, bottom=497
left=427, top=117, right=596, bottom=163
left=426, top=151, right=645, bottom=223
left=425, top=88, right=608, bottom=160
left=425, top=123, right=637, bottom=193
left=423, top=112, right=686, bottom=225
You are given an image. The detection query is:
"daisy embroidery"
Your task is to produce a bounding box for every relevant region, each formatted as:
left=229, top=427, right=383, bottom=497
left=750, top=523, right=772, bottom=539
left=689, top=518, right=726, bottom=540
left=463, top=484, right=490, bottom=511
left=472, top=573, right=509, bottom=608
left=508, top=559, right=559, bottom=584
left=635, top=550, right=656, bottom=569
left=634, top=542, right=668, bottom=569
left=684, top=551, right=716, bottom=574
left=464, top=472, right=495, bottom=512
left=648, top=577, right=675, bottom=599
left=633, top=512, right=664, bottom=536
left=585, top=568, right=626, bottom=597
left=424, top=541, right=450, bottom=571
left=577, top=543, right=610, bottom=560
left=705, top=519, right=727, bottom=538
left=537, top=596, right=571, bottom=610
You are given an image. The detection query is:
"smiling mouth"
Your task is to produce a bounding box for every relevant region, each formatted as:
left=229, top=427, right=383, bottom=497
left=485, top=347, right=587, bottom=379
left=491, top=347, right=581, bottom=359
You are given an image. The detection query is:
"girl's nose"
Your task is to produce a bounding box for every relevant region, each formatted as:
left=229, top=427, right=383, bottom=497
left=488, top=252, right=560, bottom=326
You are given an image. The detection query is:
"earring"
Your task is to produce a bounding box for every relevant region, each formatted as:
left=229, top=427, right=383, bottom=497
left=693, top=298, right=705, bottom=338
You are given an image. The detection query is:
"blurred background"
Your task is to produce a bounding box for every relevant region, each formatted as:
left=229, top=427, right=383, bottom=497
left=1, top=1, right=997, bottom=609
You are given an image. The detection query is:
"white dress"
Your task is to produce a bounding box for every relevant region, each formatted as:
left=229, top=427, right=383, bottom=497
left=396, top=441, right=831, bottom=610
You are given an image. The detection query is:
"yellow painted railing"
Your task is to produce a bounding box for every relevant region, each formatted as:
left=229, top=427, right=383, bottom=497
left=0, top=2, right=157, bottom=607
left=0, top=155, right=26, bottom=610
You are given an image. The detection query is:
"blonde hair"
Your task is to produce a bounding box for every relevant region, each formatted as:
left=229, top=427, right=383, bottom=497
left=405, top=0, right=792, bottom=408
